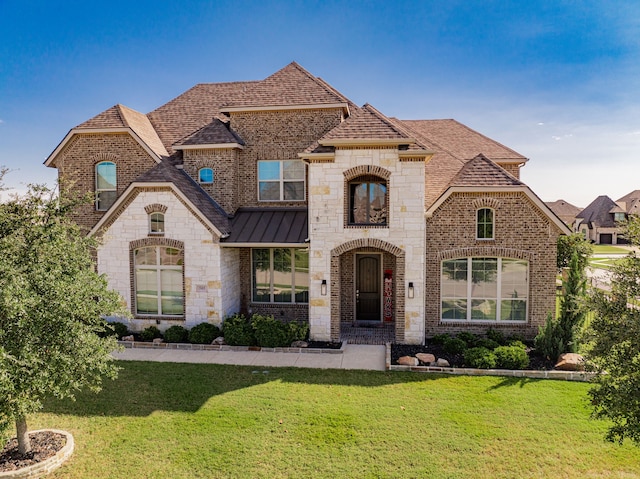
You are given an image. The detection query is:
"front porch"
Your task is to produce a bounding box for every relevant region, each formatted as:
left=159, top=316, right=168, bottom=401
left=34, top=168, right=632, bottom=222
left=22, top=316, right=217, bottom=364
left=340, top=321, right=396, bottom=345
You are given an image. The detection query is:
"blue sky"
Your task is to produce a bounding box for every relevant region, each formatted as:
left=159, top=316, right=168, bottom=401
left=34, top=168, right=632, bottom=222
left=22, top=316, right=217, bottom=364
left=1, top=0, right=639, bottom=207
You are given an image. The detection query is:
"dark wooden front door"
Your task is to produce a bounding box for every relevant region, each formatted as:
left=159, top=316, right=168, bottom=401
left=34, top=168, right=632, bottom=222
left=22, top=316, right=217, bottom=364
left=356, top=254, right=381, bottom=321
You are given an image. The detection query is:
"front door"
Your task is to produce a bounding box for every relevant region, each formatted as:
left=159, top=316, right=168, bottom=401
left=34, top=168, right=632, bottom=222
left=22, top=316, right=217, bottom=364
left=356, top=254, right=381, bottom=321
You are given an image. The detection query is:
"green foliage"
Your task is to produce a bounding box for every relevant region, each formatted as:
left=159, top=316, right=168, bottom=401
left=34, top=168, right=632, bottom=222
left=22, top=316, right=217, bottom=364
left=443, top=337, right=468, bottom=355
left=584, top=215, right=640, bottom=444
left=222, top=314, right=256, bottom=346
left=163, top=325, right=189, bottom=343
left=188, top=322, right=221, bottom=344
left=486, top=328, right=506, bottom=345
left=534, top=313, right=564, bottom=361
left=463, top=347, right=497, bottom=369
left=431, top=334, right=451, bottom=345
left=140, top=326, right=162, bottom=341
left=288, top=321, right=310, bottom=343
left=252, top=315, right=291, bottom=348
left=494, top=344, right=529, bottom=370
left=106, top=322, right=129, bottom=339
left=475, top=338, right=500, bottom=350
left=456, top=332, right=477, bottom=346
left=557, top=233, right=593, bottom=271
left=558, top=249, right=588, bottom=353
left=0, top=182, right=127, bottom=449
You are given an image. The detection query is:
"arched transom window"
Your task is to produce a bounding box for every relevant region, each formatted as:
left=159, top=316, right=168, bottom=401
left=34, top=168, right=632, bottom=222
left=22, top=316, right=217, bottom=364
left=349, top=175, right=387, bottom=225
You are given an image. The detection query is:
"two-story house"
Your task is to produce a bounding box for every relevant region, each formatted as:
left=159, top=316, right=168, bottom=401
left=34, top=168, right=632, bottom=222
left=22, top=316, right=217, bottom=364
left=44, top=62, right=569, bottom=344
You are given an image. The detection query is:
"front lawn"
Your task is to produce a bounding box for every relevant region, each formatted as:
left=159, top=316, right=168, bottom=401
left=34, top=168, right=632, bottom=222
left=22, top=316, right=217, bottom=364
left=592, top=244, right=629, bottom=255
left=22, top=361, right=640, bottom=478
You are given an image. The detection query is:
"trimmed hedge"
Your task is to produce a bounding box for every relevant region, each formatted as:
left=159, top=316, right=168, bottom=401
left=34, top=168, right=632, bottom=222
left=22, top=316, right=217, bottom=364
left=188, top=323, right=221, bottom=345
left=164, top=325, right=189, bottom=343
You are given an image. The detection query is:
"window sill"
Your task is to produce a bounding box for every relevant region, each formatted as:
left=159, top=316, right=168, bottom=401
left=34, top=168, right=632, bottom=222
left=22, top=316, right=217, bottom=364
left=440, top=319, right=527, bottom=324
left=346, top=224, right=388, bottom=229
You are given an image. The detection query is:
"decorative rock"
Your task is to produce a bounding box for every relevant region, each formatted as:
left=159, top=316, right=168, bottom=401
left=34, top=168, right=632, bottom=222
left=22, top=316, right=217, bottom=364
left=436, top=358, right=450, bottom=367
left=122, top=335, right=135, bottom=341
left=152, top=338, right=164, bottom=344
left=398, top=356, right=419, bottom=366
left=555, top=353, right=585, bottom=371
left=291, top=340, right=308, bottom=348
left=416, top=353, right=436, bottom=365
left=212, top=336, right=226, bottom=345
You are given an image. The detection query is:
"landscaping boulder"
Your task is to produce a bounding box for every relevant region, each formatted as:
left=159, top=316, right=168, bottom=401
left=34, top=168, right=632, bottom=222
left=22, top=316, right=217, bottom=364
left=122, top=335, right=135, bottom=341
left=436, top=358, right=450, bottom=367
left=291, top=340, right=308, bottom=348
left=555, top=353, right=585, bottom=371
left=398, top=356, right=419, bottom=366
left=212, top=336, right=225, bottom=345
left=416, top=353, right=436, bottom=365
left=152, top=338, right=164, bottom=344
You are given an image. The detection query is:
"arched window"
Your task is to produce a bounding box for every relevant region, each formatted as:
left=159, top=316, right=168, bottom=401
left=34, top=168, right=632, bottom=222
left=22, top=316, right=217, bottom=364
left=348, top=176, right=387, bottom=225
left=95, top=161, right=116, bottom=211
left=149, top=212, right=165, bottom=234
left=134, top=246, right=184, bottom=317
left=199, top=167, right=214, bottom=184
left=476, top=208, right=494, bottom=240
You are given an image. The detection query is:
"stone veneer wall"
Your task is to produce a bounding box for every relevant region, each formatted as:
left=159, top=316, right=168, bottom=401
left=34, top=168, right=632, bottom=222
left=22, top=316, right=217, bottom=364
left=52, top=132, right=158, bottom=231
left=424, top=191, right=562, bottom=339
left=182, top=148, right=239, bottom=213
left=308, top=148, right=426, bottom=344
left=229, top=109, right=343, bottom=208
left=97, top=189, right=231, bottom=331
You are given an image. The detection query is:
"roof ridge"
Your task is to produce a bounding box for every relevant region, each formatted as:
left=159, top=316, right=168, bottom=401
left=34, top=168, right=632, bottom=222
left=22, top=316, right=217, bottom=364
left=447, top=119, right=526, bottom=160
left=361, top=104, right=412, bottom=139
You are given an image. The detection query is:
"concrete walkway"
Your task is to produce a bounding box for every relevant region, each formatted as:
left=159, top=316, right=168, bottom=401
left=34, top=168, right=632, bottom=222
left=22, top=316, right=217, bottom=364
left=112, top=343, right=386, bottom=371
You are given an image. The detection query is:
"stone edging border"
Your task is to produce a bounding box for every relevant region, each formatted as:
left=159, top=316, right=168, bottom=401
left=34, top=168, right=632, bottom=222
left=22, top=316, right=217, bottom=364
left=384, top=343, right=595, bottom=382
left=117, top=340, right=346, bottom=355
left=0, top=429, right=74, bottom=479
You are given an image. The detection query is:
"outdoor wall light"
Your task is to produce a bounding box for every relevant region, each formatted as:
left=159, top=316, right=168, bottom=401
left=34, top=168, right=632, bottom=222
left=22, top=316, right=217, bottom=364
left=408, top=282, right=414, bottom=299
left=321, top=279, right=327, bottom=296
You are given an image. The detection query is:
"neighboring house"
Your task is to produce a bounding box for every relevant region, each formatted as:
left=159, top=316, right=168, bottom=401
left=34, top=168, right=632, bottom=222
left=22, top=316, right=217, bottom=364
left=44, top=62, right=570, bottom=344
left=576, top=191, right=639, bottom=244
left=545, top=199, right=582, bottom=230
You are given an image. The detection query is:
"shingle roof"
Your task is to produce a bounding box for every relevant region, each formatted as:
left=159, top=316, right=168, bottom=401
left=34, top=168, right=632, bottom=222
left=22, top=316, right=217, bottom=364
left=320, top=104, right=411, bottom=142
left=545, top=200, right=582, bottom=217
left=449, top=154, right=523, bottom=187
left=175, top=119, right=245, bottom=147
left=617, top=190, right=640, bottom=214
left=76, top=104, right=168, bottom=158
left=224, top=208, right=308, bottom=244
left=576, top=195, right=618, bottom=228
left=135, top=161, right=231, bottom=235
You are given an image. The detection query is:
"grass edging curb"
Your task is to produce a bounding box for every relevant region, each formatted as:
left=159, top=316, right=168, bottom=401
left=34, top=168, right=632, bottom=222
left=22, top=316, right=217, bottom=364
left=384, top=343, right=594, bottom=382
left=117, top=340, right=346, bottom=355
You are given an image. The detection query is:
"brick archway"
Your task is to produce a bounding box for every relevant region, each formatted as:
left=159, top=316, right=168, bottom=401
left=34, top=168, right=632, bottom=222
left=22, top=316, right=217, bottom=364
left=330, top=238, right=405, bottom=342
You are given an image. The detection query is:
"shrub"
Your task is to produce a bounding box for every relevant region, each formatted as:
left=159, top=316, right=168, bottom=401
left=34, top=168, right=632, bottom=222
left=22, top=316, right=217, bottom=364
left=164, top=325, right=189, bottom=343
left=106, top=321, right=129, bottom=339
left=188, top=322, right=221, bottom=344
left=464, top=347, right=497, bottom=369
left=431, top=334, right=451, bottom=345
left=494, top=345, right=530, bottom=370
left=443, top=337, right=468, bottom=355
left=457, top=332, right=478, bottom=346
left=223, top=314, right=256, bottom=346
left=288, top=321, right=310, bottom=343
left=534, top=313, right=563, bottom=361
left=252, top=315, right=290, bottom=348
left=140, top=326, right=162, bottom=341
left=475, top=338, right=500, bottom=350
left=486, top=328, right=506, bottom=345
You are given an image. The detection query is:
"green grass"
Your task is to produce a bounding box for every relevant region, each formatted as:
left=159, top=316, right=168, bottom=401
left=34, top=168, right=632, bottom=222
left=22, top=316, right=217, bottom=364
left=592, top=244, right=629, bottom=255
left=22, top=361, right=640, bottom=479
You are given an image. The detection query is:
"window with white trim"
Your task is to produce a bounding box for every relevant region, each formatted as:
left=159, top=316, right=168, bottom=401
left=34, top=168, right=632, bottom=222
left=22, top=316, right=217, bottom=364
left=199, top=168, right=214, bottom=184
left=134, top=246, right=184, bottom=316
left=96, top=161, right=117, bottom=211
left=252, top=248, right=309, bottom=303
left=441, top=257, right=528, bottom=321
left=476, top=208, right=494, bottom=240
left=149, top=213, right=165, bottom=234
left=258, top=160, right=305, bottom=201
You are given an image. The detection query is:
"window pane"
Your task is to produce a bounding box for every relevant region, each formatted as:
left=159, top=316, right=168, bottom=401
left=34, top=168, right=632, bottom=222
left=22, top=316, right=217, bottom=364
left=442, top=259, right=468, bottom=298
left=471, top=299, right=497, bottom=320
left=135, top=247, right=157, bottom=265
left=96, top=162, right=116, bottom=190
left=442, top=299, right=467, bottom=320
left=252, top=249, right=271, bottom=302
left=258, top=161, right=280, bottom=181
left=273, top=248, right=292, bottom=302
left=500, top=300, right=527, bottom=321
left=283, top=181, right=304, bottom=200
left=350, top=183, right=368, bottom=223
left=136, top=269, right=158, bottom=314
left=259, top=182, right=280, bottom=201
left=501, top=259, right=528, bottom=299
left=161, top=269, right=184, bottom=315
left=160, top=247, right=182, bottom=266
left=294, top=249, right=309, bottom=303
left=369, top=183, right=387, bottom=224
left=97, top=190, right=117, bottom=211
left=477, top=208, right=493, bottom=239
left=283, top=160, right=305, bottom=180
left=199, top=168, right=214, bottom=183
left=150, top=213, right=164, bottom=233
left=471, top=258, right=498, bottom=298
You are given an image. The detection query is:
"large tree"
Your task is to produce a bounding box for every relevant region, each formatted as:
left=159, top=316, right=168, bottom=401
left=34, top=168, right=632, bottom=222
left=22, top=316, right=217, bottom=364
left=584, top=215, right=640, bottom=444
left=0, top=179, right=127, bottom=454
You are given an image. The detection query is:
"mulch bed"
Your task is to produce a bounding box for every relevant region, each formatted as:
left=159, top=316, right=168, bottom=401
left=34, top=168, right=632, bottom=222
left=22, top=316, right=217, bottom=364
left=306, top=341, right=343, bottom=349
left=0, top=430, right=66, bottom=472
left=392, top=342, right=555, bottom=370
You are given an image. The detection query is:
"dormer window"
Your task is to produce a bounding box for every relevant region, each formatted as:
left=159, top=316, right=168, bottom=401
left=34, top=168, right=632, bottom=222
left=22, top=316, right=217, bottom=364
left=95, top=161, right=116, bottom=211
left=199, top=168, right=214, bottom=184
left=476, top=208, right=494, bottom=240
left=149, top=213, right=165, bottom=235
left=614, top=212, right=626, bottom=222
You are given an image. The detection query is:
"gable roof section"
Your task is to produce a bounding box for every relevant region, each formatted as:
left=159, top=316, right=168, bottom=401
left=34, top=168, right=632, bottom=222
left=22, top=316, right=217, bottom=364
left=576, top=195, right=618, bottom=228
left=45, top=104, right=168, bottom=167
left=220, top=62, right=351, bottom=112
left=545, top=199, right=582, bottom=218
left=173, top=118, right=245, bottom=149
left=89, top=160, right=231, bottom=238
left=319, top=104, right=411, bottom=145
left=223, top=207, right=308, bottom=246
left=449, top=154, right=524, bottom=187
left=617, top=190, right=640, bottom=214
